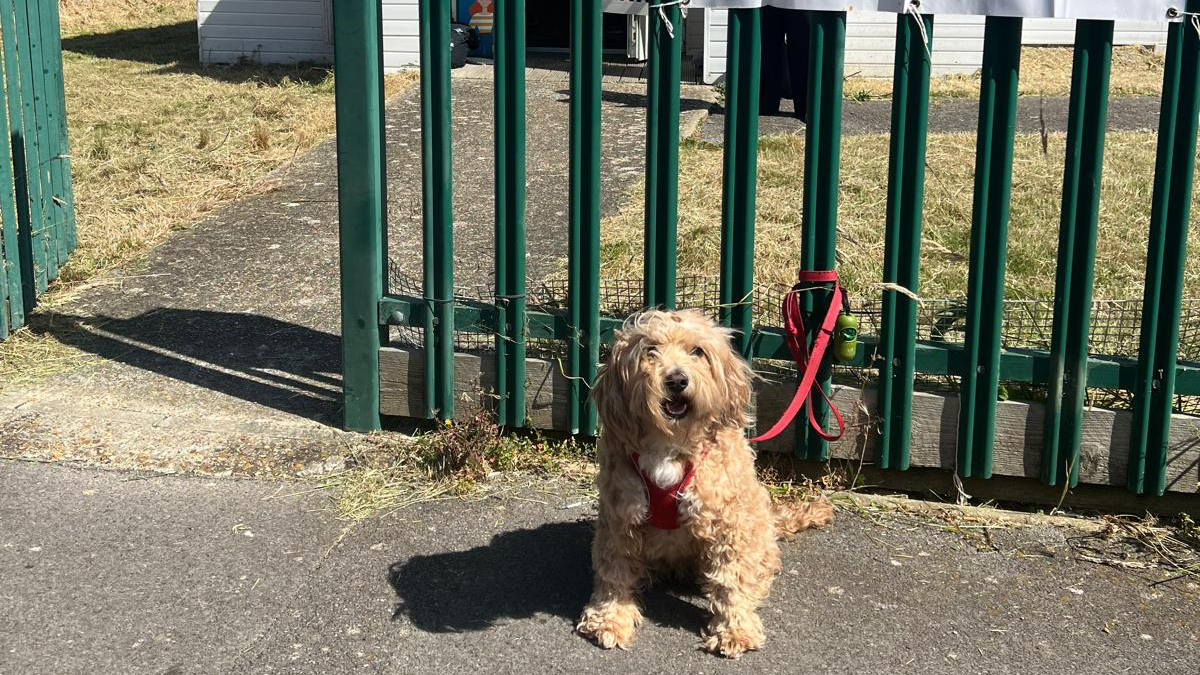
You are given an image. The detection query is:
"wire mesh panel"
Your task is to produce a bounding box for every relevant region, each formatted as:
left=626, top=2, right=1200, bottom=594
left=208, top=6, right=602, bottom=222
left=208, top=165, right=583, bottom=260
left=389, top=262, right=1200, bottom=412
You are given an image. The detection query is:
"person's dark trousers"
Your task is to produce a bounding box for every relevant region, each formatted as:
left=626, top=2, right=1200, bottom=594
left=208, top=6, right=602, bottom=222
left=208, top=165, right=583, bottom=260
left=759, top=7, right=810, bottom=121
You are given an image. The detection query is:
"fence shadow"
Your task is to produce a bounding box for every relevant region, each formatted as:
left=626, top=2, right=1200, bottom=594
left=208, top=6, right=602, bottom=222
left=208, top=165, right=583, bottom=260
left=61, top=20, right=333, bottom=87
left=553, top=88, right=715, bottom=114
left=528, top=52, right=706, bottom=85
left=28, top=308, right=342, bottom=425
left=387, top=520, right=710, bottom=634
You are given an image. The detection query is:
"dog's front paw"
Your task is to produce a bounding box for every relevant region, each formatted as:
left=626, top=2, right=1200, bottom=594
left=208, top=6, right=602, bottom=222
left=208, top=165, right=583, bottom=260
left=576, top=604, right=641, bottom=650
left=702, top=617, right=765, bottom=658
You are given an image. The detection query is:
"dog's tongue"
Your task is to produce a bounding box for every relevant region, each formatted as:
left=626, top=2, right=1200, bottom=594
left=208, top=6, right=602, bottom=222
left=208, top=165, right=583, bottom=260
left=666, top=399, right=688, bottom=416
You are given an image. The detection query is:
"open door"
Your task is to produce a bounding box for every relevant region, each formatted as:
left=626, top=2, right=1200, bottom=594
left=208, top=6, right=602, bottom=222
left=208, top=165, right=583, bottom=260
left=604, top=0, right=650, bottom=60
left=525, top=0, right=629, bottom=52
left=626, top=14, right=649, bottom=60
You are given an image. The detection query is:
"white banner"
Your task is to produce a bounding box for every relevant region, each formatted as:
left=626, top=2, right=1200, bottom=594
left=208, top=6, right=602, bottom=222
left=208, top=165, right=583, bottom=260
left=684, top=0, right=1184, bottom=23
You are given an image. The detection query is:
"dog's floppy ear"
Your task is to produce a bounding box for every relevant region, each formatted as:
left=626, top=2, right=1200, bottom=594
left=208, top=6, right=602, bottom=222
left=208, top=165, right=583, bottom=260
left=590, top=328, right=640, bottom=450
left=714, top=332, right=755, bottom=429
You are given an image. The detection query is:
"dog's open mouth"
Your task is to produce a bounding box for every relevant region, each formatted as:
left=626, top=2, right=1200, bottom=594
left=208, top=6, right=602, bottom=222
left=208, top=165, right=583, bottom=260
left=662, top=396, right=690, bottom=420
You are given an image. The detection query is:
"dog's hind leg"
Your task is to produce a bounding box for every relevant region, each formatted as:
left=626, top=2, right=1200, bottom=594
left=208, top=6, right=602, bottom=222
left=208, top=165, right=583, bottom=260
left=576, top=522, right=645, bottom=650
left=772, top=498, right=834, bottom=541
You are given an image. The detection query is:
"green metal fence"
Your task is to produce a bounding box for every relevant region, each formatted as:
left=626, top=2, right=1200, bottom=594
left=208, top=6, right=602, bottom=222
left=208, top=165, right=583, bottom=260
left=0, top=0, right=75, bottom=341
left=333, top=1, right=1200, bottom=498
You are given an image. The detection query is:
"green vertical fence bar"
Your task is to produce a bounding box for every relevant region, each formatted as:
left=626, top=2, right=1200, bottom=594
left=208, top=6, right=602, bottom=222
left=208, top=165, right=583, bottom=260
left=718, top=8, right=761, bottom=358
left=332, top=0, right=387, bottom=431
left=643, top=3, right=681, bottom=310
left=494, top=0, right=527, bottom=428
left=0, top=0, right=31, bottom=316
left=43, top=0, right=74, bottom=255
left=0, top=49, right=16, bottom=339
left=419, top=0, right=436, bottom=419
left=33, top=0, right=66, bottom=268
left=568, top=0, right=602, bottom=436
left=10, top=0, right=46, bottom=295
left=796, top=11, right=845, bottom=461
left=28, top=0, right=55, bottom=269
left=958, top=16, right=1022, bottom=479
left=1041, top=20, right=1113, bottom=488
left=23, top=0, right=56, bottom=282
left=419, top=0, right=455, bottom=420
left=877, top=11, right=933, bottom=471
left=1128, top=7, right=1200, bottom=496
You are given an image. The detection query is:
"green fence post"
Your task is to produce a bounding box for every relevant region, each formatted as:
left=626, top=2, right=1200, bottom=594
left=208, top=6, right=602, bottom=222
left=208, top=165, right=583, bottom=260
left=419, top=0, right=455, bottom=420
left=0, top=0, right=30, bottom=319
left=796, top=11, right=845, bottom=461
left=877, top=11, right=933, bottom=471
left=31, top=0, right=65, bottom=271
left=35, top=0, right=68, bottom=267
left=0, top=15, right=22, bottom=338
left=1128, top=7, right=1200, bottom=496
left=10, top=0, right=46, bottom=296
left=958, top=16, right=1022, bottom=479
left=43, top=0, right=74, bottom=255
left=494, top=0, right=527, bottom=428
left=643, top=2, right=681, bottom=310
left=1042, top=20, right=1113, bottom=488
left=568, top=0, right=602, bottom=436
left=332, top=0, right=387, bottom=432
left=23, top=0, right=57, bottom=282
left=718, top=8, right=761, bottom=359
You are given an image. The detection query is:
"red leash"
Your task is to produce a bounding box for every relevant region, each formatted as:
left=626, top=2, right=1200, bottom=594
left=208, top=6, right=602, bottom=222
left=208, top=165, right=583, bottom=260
left=750, top=270, right=848, bottom=444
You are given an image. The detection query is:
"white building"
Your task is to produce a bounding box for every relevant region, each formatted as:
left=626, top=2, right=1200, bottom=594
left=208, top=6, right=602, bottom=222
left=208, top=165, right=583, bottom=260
left=196, top=1, right=1168, bottom=84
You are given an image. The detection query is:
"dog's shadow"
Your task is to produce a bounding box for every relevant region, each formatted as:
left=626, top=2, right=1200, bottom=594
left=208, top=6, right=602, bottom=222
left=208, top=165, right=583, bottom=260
left=388, top=520, right=710, bottom=633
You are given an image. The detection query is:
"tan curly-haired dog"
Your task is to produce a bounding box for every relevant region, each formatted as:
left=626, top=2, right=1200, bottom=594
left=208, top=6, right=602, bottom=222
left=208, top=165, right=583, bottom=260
left=576, top=309, right=833, bottom=658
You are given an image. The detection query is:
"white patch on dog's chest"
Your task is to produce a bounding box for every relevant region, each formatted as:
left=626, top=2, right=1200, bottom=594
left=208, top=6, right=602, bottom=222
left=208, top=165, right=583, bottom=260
left=637, top=448, right=685, bottom=488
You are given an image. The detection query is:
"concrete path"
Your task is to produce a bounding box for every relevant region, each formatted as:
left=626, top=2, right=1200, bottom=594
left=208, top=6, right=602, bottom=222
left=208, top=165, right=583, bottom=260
left=3, top=460, right=1197, bottom=675
left=0, top=73, right=712, bottom=475
left=701, top=95, right=1164, bottom=142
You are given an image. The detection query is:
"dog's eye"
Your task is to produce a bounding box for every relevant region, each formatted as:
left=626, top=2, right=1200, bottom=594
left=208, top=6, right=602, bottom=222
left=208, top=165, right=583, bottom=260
left=690, top=346, right=705, bottom=359
left=645, top=346, right=659, bottom=359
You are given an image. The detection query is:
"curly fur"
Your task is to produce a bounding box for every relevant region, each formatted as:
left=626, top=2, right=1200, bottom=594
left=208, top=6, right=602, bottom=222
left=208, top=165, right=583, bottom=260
left=576, top=310, right=833, bottom=658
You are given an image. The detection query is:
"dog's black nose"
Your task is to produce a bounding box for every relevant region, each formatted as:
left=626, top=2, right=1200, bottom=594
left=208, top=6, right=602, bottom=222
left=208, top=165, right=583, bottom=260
left=664, top=369, right=689, bottom=393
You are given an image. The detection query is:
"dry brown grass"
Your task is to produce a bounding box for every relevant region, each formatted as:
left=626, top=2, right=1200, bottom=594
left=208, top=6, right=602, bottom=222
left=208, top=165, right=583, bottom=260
left=1, top=1, right=416, bottom=388
left=54, top=0, right=415, bottom=289
left=319, top=412, right=596, bottom=521
left=599, top=131, right=1197, bottom=302
left=0, top=311, right=97, bottom=389
left=58, top=0, right=193, bottom=35
left=844, top=45, right=1165, bottom=100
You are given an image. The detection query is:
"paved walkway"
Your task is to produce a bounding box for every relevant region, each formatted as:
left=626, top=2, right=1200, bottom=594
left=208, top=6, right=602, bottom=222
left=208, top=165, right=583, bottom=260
left=0, top=73, right=712, bottom=475
left=4, top=461, right=1196, bottom=675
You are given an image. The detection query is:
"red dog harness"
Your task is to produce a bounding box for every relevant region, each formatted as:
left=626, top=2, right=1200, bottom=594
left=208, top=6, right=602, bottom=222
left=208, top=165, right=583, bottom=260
left=630, top=452, right=702, bottom=529
left=750, top=270, right=848, bottom=443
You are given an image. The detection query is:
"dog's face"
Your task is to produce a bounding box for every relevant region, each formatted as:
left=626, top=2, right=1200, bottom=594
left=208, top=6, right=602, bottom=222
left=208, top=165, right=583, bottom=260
left=592, top=310, right=753, bottom=450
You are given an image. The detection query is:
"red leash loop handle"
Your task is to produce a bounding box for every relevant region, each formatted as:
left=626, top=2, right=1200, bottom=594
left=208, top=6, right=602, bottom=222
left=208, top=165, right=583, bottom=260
left=750, top=271, right=847, bottom=444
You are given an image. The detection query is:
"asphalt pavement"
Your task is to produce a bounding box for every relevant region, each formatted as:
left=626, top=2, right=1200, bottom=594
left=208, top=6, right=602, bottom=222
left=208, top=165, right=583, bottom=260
left=3, top=461, right=1197, bottom=675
